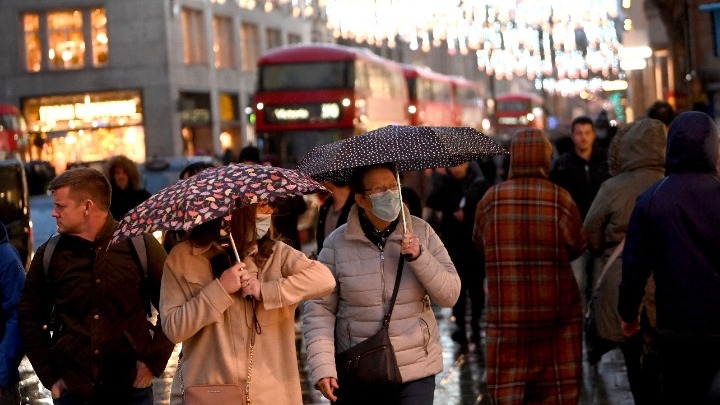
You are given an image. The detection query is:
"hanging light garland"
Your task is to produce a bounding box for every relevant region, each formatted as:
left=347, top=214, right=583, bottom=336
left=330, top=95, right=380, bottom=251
left=322, top=0, right=622, bottom=95
left=214, top=0, right=622, bottom=95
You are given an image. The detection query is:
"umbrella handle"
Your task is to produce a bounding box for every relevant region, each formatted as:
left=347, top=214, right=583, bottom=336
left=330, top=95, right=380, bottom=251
left=229, top=232, right=254, bottom=301
left=396, top=171, right=407, bottom=234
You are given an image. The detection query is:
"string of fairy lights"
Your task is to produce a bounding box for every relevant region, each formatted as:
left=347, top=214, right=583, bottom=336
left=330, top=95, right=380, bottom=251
left=213, top=0, right=626, bottom=94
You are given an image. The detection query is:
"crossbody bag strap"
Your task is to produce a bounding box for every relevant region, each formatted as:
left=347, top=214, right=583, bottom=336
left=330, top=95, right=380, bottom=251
left=381, top=256, right=405, bottom=327
left=593, top=238, right=625, bottom=291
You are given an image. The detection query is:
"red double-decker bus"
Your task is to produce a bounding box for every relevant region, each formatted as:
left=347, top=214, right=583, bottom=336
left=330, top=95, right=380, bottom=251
left=401, top=65, right=456, bottom=127
left=252, top=43, right=410, bottom=167
left=493, top=92, right=546, bottom=136
left=449, top=75, right=487, bottom=130
left=0, top=104, right=29, bottom=160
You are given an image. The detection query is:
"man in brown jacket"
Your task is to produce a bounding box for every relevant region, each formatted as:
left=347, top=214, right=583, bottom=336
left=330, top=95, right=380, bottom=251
left=20, top=168, right=174, bottom=405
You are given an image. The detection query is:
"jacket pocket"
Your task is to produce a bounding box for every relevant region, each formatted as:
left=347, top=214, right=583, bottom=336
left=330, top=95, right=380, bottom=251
left=184, top=269, right=214, bottom=297
left=418, top=305, right=438, bottom=355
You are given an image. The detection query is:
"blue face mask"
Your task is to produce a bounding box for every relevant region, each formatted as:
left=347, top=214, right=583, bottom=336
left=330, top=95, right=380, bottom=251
left=369, top=189, right=402, bottom=222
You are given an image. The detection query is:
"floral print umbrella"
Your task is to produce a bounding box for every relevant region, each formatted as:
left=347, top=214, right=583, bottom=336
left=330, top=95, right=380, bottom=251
left=296, top=125, right=508, bottom=182
left=110, top=163, right=326, bottom=245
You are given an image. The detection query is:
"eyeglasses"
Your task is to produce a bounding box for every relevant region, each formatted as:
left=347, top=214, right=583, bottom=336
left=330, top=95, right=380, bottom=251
left=363, top=183, right=399, bottom=195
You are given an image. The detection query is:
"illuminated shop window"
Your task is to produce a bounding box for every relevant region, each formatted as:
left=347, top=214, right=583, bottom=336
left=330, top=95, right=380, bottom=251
left=23, top=14, right=41, bottom=72
left=240, top=22, right=259, bottom=72
left=213, top=15, right=235, bottom=69
left=181, top=8, right=207, bottom=65
left=91, top=8, right=109, bottom=66
left=47, top=10, right=85, bottom=70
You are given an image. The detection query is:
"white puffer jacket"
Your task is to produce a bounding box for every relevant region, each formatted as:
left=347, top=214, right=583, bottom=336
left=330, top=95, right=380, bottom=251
left=302, top=204, right=460, bottom=386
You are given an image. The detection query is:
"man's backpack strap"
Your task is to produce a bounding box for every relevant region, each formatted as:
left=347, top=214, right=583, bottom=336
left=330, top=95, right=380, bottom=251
left=129, top=235, right=151, bottom=317
left=130, top=234, right=148, bottom=279
left=43, top=234, right=61, bottom=278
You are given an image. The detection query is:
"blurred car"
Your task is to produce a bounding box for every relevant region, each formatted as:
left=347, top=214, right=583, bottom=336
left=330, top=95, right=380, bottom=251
left=140, top=155, right=219, bottom=194
left=0, top=156, right=32, bottom=267
left=24, top=160, right=56, bottom=195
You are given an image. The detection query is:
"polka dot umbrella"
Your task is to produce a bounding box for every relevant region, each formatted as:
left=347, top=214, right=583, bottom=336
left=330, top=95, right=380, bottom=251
left=296, top=125, right=508, bottom=183
left=109, top=163, right=327, bottom=246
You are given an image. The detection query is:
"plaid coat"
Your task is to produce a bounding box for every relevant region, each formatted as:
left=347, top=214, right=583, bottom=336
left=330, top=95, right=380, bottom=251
left=473, top=129, right=586, bottom=404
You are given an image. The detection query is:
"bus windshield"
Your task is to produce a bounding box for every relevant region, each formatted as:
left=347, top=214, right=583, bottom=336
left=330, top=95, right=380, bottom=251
left=260, top=62, right=350, bottom=91
left=0, top=113, right=25, bottom=131
left=496, top=100, right=531, bottom=112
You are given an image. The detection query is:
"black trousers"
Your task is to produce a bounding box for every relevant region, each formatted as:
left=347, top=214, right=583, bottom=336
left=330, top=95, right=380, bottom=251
left=655, top=334, right=720, bottom=404
left=335, top=375, right=435, bottom=405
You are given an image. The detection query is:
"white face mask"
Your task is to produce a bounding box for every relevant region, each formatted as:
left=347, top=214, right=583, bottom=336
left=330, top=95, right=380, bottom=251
left=256, top=214, right=272, bottom=239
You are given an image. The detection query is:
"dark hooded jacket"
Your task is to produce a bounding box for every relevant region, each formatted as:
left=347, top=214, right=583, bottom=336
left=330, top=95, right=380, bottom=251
left=618, top=111, right=720, bottom=336
left=549, top=140, right=611, bottom=220
left=0, top=222, right=25, bottom=391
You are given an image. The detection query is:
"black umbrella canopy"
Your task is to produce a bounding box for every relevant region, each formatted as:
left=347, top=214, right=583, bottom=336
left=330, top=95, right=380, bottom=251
left=297, top=125, right=508, bottom=182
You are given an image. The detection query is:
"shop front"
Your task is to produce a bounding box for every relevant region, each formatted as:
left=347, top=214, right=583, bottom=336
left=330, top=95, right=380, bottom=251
left=22, top=90, right=145, bottom=172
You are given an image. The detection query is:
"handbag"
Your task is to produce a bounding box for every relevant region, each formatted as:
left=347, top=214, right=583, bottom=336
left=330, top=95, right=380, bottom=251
left=585, top=239, right=625, bottom=364
left=183, top=385, right=245, bottom=405
left=180, top=302, right=258, bottom=405
left=334, top=256, right=404, bottom=387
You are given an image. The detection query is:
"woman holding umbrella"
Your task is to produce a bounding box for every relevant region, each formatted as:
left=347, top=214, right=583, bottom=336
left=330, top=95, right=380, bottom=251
left=159, top=200, right=336, bottom=405
left=302, top=163, right=461, bottom=404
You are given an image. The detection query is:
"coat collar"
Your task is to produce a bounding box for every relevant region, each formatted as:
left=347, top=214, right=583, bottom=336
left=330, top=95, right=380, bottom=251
left=345, top=204, right=413, bottom=243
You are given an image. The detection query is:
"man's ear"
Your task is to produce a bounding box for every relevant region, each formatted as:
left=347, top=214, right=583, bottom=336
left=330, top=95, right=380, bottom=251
left=84, top=199, right=94, bottom=214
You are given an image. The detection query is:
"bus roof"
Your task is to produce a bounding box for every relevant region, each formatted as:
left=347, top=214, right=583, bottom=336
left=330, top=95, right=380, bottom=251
left=0, top=104, right=21, bottom=114
left=258, top=43, right=385, bottom=65
left=401, top=64, right=452, bottom=82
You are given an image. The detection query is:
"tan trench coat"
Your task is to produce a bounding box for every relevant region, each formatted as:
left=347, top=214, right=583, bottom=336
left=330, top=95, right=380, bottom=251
left=160, top=239, right=335, bottom=405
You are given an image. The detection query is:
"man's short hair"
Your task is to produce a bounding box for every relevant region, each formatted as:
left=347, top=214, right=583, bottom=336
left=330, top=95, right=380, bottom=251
left=49, top=167, right=112, bottom=211
left=571, top=116, right=595, bottom=133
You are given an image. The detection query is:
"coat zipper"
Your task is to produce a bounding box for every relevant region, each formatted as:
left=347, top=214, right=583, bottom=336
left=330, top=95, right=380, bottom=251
left=380, top=249, right=386, bottom=306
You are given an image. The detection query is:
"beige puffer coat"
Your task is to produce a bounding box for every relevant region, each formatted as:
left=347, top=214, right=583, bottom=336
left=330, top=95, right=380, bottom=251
left=302, top=204, right=460, bottom=386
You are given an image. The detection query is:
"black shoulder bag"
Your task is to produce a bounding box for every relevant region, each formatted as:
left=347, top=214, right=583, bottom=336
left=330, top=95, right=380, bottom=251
left=334, top=256, right=404, bottom=386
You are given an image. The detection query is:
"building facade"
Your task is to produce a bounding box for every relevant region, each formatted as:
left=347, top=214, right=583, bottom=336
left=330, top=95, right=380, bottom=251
left=0, top=0, right=319, bottom=171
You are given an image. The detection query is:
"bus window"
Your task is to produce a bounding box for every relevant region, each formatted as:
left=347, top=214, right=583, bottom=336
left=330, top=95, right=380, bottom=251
left=260, top=61, right=350, bottom=91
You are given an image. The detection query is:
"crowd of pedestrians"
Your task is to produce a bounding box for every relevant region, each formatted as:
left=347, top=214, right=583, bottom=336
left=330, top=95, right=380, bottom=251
left=2, top=101, right=720, bottom=405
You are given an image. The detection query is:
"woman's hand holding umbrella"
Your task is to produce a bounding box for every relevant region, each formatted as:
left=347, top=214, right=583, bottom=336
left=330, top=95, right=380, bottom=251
left=218, top=262, right=249, bottom=295
left=400, top=232, right=421, bottom=261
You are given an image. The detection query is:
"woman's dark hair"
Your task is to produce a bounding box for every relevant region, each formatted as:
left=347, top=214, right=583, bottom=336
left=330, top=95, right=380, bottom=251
left=188, top=203, right=275, bottom=268
left=104, top=155, right=143, bottom=190
left=188, top=217, right=223, bottom=247
left=349, top=162, right=397, bottom=195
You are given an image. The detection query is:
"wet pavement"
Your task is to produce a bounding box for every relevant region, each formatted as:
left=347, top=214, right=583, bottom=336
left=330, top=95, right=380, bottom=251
left=21, top=195, right=636, bottom=404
